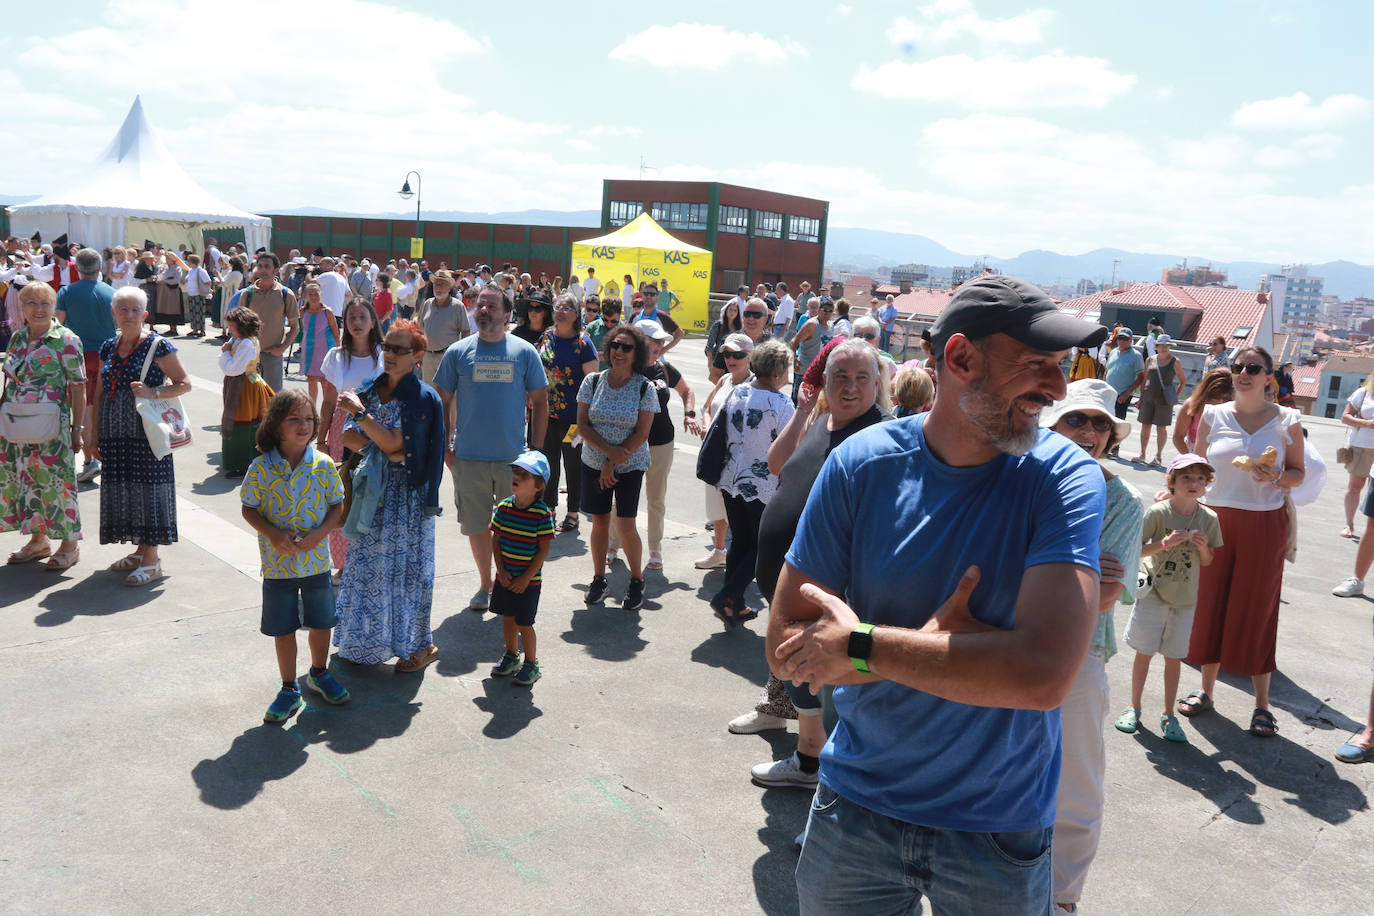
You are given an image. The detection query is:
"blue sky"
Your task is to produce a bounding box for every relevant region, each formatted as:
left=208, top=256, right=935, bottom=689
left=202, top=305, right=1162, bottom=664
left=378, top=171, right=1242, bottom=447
left=5, top=0, right=1370, bottom=262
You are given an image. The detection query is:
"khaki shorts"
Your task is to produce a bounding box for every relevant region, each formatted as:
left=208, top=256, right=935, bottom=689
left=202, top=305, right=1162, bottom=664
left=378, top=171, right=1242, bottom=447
left=453, top=457, right=513, bottom=536
left=1137, top=395, right=1173, bottom=428
left=1349, top=446, right=1374, bottom=478
left=1124, top=592, right=1195, bottom=659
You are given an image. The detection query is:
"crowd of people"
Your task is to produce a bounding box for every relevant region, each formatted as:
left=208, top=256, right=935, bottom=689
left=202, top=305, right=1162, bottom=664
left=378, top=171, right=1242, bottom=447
left=5, top=238, right=1371, bottom=912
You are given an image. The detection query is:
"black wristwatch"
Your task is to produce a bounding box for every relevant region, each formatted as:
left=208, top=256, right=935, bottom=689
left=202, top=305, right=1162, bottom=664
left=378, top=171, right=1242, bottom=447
left=848, top=623, right=876, bottom=674
left=685, top=410, right=696, bottom=418
left=352, top=408, right=368, bottom=422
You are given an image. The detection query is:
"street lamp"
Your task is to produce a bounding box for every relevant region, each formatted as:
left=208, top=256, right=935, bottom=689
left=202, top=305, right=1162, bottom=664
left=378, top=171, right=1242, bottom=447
left=398, top=171, right=421, bottom=252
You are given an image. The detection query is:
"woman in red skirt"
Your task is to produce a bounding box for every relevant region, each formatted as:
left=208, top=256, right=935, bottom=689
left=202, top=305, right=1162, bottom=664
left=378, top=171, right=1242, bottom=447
left=1179, top=346, right=1305, bottom=737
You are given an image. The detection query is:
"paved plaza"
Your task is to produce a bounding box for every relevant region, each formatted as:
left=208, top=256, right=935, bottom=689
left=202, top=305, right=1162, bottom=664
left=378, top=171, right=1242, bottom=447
left=3, top=337, right=1372, bottom=915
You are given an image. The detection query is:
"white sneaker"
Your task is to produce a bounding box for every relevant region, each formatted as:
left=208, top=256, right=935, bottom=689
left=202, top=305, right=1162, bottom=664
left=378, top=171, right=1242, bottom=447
left=77, top=459, right=101, bottom=482
left=1333, top=576, right=1365, bottom=598
left=694, top=548, right=727, bottom=569
left=751, top=752, right=819, bottom=788
left=727, top=710, right=790, bottom=734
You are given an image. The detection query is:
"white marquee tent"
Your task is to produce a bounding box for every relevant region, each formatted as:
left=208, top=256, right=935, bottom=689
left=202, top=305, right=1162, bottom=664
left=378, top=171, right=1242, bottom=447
left=7, top=96, right=270, bottom=255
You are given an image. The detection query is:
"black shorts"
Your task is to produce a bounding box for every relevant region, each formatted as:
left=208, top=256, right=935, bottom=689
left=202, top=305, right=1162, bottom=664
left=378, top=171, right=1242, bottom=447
left=492, top=582, right=540, bottom=626
left=580, top=465, right=644, bottom=518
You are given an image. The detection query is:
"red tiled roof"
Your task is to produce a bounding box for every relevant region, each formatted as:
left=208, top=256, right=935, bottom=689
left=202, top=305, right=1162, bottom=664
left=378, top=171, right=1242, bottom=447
left=1054, top=283, right=1269, bottom=348
left=890, top=287, right=958, bottom=320
left=874, top=284, right=901, bottom=296
left=1292, top=358, right=1327, bottom=401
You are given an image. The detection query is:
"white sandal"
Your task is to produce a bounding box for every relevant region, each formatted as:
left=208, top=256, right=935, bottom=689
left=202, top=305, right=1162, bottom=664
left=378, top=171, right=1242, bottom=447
left=123, top=561, right=163, bottom=587
left=109, top=554, right=142, bottom=572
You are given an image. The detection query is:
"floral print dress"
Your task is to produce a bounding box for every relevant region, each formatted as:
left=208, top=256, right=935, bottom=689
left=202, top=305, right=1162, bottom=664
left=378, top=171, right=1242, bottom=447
left=0, top=323, right=85, bottom=539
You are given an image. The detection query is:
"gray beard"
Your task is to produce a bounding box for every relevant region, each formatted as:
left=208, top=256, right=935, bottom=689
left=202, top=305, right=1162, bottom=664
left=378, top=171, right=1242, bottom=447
left=959, top=385, right=1041, bottom=456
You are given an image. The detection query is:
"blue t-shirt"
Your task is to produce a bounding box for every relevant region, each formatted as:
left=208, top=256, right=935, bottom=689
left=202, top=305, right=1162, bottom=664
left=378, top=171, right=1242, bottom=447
left=879, top=303, right=898, bottom=330
left=786, top=414, right=1105, bottom=833
left=56, top=280, right=116, bottom=352
left=1105, top=347, right=1144, bottom=395
left=433, top=334, right=547, bottom=462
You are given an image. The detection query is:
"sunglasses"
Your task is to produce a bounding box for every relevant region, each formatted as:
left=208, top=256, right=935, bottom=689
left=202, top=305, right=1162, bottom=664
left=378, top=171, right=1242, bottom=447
left=1061, top=413, right=1115, bottom=433
left=721, top=350, right=748, bottom=359
left=819, top=307, right=834, bottom=313
left=527, top=304, right=549, bottom=311
left=607, top=340, right=636, bottom=353
left=380, top=343, right=415, bottom=355
left=854, top=332, right=876, bottom=341
left=1231, top=363, right=1266, bottom=376
left=743, top=311, right=767, bottom=319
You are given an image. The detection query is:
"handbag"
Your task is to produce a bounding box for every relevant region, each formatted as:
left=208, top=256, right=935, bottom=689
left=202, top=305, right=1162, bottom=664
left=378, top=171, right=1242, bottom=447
left=1154, top=359, right=1179, bottom=406
left=0, top=343, right=62, bottom=445
left=1339, top=390, right=1364, bottom=465
left=134, top=336, right=193, bottom=460
left=695, top=405, right=730, bottom=486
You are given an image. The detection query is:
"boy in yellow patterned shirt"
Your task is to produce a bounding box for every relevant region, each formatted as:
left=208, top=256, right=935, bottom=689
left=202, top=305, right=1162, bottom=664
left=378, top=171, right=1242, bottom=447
left=240, top=390, right=348, bottom=723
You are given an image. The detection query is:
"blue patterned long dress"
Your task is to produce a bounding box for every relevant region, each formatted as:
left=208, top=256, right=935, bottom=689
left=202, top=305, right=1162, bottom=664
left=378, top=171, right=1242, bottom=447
left=98, top=334, right=178, bottom=545
left=332, top=397, right=436, bottom=664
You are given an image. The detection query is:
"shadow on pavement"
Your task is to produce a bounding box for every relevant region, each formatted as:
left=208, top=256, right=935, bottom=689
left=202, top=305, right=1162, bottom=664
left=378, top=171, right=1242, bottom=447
left=561, top=602, right=648, bottom=662
left=432, top=607, right=502, bottom=679
left=1131, top=727, right=1263, bottom=824
left=1189, top=712, right=1367, bottom=824
left=690, top=626, right=769, bottom=685
left=288, top=661, right=424, bottom=755
left=546, top=533, right=589, bottom=563
left=191, top=469, right=240, bottom=497
left=641, top=570, right=693, bottom=611
left=33, top=570, right=166, bottom=626
left=1243, top=669, right=1365, bottom=734
left=472, top=676, right=543, bottom=738
left=191, top=723, right=310, bottom=810
left=752, top=780, right=809, bottom=916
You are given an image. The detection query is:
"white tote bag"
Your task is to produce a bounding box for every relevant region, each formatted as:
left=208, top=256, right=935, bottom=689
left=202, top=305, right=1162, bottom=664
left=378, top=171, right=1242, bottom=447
left=0, top=345, right=62, bottom=446
left=134, top=336, right=192, bottom=460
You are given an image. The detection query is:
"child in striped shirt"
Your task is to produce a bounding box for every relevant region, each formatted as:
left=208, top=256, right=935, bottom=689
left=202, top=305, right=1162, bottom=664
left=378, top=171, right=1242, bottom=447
left=489, top=450, right=557, bottom=685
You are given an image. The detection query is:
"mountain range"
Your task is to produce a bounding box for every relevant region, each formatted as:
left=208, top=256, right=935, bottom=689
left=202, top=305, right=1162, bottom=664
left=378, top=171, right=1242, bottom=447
left=6, top=196, right=1371, bottom=299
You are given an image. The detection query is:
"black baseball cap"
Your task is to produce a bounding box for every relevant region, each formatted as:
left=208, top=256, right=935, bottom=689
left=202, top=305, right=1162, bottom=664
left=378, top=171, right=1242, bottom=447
left=930, top=276, right=1107, bottom=354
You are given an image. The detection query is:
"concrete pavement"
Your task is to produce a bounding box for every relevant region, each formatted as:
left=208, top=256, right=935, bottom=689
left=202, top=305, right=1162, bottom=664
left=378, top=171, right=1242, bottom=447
left=2, top=334, right=1372, bottom=915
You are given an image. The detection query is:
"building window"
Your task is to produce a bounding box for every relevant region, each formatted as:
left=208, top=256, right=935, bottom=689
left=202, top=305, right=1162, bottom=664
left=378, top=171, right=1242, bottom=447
left=1231, top=326, right=1251, bottom=339
left=651, top=201, right=708, bottom=231
left=1329, top=376, right=1342, bottom=398
left=719, top=205, right=748, bottom=235
left=753, top=210, right=782, bottom=238
left=1326, top=403, right=1339, bottom=418
left=609, top=200, right=643, bottom=226
left=788, top=216, right=820, bottom=242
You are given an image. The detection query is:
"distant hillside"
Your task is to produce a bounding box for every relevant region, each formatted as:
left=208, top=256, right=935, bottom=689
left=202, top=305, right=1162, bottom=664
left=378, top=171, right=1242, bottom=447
left=825, top=227, right=1374, bottom=300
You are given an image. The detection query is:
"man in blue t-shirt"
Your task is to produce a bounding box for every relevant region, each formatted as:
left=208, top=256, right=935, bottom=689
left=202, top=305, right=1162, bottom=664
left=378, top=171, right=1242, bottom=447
left=770, top=275, right=1108, bottom=913
left=878, top=294, right=899, bottom=351
left=1104, top=327, right=1145, bottom=423
left=434, top=284, right=549, bottom=612
left=55, top=248, right=115, bottom=481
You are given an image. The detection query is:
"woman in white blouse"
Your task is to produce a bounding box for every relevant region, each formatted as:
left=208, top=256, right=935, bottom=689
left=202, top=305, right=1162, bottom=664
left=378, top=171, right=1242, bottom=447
left=318, top=297, right=385, bottom=583
left=106, top=247, right=132, bottom=288
left=708, top=338, right=795, bottom=625
left=1178, top=346, right=1304, bottom=738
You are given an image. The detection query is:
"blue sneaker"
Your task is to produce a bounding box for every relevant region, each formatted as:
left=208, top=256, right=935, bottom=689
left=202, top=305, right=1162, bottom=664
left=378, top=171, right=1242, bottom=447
left=305, top=670, right=351, bottom=705
left=513, top=660, right=541, bottom=686
left=263, top=687, right=303, bottom=723
left=491, top=651, right=521, bottom=677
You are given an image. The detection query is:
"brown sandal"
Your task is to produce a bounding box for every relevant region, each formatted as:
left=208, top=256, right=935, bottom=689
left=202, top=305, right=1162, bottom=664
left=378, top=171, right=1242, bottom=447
left=8, top=543, right=52, bottom=564
left=396, top=645, right=439, bottom=672
left=44, top=548, right=80, bottom=571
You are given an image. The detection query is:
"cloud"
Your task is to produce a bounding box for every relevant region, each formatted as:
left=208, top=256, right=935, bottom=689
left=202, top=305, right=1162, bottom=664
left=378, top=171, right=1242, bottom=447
left=852, top=52, right=1135, bottom=108
left=887, top=4, right=1055, bottom=46
left=1255, top=133, right=1343, bottom=168
left=1231, top=92, right=1370, bottom=130
left=607, top=24, right=802, bottom=70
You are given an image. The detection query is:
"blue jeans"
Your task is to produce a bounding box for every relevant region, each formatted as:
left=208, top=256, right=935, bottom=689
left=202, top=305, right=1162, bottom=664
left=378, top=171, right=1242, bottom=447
left=796, top=782, right=1053, bottom=915
left=880, top=327, right=894, bottom=352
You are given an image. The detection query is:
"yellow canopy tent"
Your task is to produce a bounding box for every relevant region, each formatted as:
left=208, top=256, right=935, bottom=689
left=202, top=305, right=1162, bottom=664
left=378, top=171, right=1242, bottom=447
left=570, top=213, right=714, bottom=333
